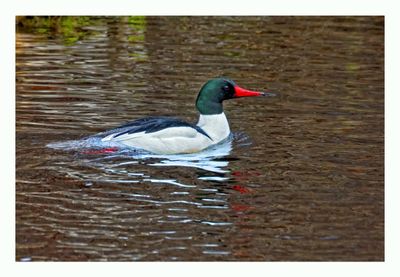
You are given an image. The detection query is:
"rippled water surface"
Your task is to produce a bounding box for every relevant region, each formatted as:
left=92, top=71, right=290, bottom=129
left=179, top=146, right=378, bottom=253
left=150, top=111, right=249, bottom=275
left=16, top=16, right=384, bottom=261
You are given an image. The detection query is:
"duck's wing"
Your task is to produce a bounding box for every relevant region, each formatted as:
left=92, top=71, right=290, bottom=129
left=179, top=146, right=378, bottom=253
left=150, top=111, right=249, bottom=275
left=99, top=116, right=212, bottom=141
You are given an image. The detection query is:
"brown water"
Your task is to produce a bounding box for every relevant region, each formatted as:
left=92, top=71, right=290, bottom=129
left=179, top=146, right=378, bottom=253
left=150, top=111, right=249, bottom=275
left=16, top=16, right=384, bottom=261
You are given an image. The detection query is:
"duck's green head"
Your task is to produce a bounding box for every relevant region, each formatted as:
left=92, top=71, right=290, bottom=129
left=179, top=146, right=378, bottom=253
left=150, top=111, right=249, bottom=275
left=195, top=78, right=267, bottom=115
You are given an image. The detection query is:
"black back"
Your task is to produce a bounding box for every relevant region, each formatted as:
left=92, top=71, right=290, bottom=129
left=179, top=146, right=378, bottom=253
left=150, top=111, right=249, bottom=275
left=102, top=116, right=212, bottom=140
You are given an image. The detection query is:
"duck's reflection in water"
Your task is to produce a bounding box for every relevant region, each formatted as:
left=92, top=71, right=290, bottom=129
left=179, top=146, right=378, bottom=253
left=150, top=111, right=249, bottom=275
left=46, top=132, right=254, bottom=185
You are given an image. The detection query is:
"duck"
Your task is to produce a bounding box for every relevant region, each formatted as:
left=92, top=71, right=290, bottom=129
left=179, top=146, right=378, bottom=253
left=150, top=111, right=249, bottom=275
left=99, top=78, right=272, bottom=154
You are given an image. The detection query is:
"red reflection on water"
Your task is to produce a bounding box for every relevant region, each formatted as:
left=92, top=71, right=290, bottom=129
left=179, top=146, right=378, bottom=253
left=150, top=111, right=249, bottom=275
left=82, top=147, right=119, bottom=155
left=232, top=170, right=261, bottom=177
left=232, top=185, right=252, bottom=194
left=231, top=204, right=252, bottom=212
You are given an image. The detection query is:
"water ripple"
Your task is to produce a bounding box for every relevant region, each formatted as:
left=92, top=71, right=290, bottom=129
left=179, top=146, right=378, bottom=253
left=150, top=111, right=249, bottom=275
left=17, top=16, right=384, bottom=261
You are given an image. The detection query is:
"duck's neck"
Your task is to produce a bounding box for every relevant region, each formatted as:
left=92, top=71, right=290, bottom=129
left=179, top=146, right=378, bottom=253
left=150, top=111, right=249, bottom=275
left=197, top=112, right=230, bottom=143
left=196, top=92, right=223, bottom=115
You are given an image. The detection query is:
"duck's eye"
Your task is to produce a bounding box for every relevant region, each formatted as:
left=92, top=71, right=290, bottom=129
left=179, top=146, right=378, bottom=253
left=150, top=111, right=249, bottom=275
left=223, top=85, right=230, bottom=91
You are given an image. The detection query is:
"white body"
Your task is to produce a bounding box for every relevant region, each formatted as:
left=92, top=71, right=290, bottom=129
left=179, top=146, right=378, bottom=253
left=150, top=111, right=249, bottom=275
left=101, top=113, right=230, bottom=154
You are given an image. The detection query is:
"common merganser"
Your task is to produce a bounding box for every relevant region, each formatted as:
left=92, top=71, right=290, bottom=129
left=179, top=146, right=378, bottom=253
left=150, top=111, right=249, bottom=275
left=100, top=78, right=271, bottom=154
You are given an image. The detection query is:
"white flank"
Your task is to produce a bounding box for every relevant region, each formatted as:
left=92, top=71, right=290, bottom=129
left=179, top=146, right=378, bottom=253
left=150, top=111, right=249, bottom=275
left=102, top=113, right=231, bottom=154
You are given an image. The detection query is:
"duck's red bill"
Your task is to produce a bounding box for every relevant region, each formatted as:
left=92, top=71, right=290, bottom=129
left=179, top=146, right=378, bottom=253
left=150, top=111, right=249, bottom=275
left=234, top=85, right=265, bottom=97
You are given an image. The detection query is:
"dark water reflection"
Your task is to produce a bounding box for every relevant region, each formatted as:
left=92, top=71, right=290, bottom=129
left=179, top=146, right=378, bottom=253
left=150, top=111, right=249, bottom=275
left=16, top=16, right=384, bottom=261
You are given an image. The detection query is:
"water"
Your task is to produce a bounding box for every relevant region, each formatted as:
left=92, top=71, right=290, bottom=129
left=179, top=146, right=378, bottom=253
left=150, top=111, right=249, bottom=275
left=16, top=16, right=384, bottom=261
